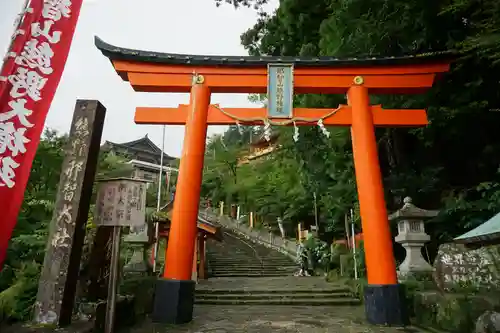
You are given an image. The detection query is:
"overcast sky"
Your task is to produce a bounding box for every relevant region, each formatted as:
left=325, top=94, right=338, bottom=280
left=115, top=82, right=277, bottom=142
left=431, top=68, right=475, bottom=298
left=0, top=0, right=277, bottom=157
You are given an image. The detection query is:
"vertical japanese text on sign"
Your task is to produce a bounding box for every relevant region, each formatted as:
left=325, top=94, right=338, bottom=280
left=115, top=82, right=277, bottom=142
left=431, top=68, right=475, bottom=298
left=275, top=67, right=285, bottom=114
left=52, top=113, right=89, bottom=249
left=266, top=64, right=294, bottom=119
left=94, top=178, right=147, bottom=227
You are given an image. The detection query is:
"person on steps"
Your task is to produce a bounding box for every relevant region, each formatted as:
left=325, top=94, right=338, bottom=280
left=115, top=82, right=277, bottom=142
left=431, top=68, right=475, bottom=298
left=295, top=240, right=310, bottom=276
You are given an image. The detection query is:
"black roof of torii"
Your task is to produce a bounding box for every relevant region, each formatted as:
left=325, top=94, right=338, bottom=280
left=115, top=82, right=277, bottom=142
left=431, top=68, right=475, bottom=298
left=95, top=36, right=455, bottom=68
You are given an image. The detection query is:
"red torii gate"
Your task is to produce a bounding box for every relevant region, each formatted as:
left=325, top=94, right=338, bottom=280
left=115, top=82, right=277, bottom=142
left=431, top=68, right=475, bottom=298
left=95, top=36, right=452, bottom=326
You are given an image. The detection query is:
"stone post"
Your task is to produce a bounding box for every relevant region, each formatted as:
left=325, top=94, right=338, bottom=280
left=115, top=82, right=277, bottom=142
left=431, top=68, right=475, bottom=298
left=389, top=197, right=438, bottom=280
left=191, top=235, right=198, bottom=282
left=198, top=235, right=207, bottom=280
left=34, top=100, right=106, bottom=326
left=277, top=217, right=286, bottom=238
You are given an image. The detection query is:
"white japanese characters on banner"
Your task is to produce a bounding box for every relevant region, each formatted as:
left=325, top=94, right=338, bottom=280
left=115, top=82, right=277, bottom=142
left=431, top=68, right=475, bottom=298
left=0, top=0, right=73, bottom=189
left=0, top=0, right=84, bottom=271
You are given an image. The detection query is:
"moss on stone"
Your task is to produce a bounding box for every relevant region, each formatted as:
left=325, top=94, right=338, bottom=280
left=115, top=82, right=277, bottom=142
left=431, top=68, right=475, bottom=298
left=411, top=291, right=500, bottom=332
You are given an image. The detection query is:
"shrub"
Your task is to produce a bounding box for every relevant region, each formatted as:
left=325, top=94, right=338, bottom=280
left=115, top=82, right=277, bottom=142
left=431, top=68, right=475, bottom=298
left=0, top=262, right=41, bottom=323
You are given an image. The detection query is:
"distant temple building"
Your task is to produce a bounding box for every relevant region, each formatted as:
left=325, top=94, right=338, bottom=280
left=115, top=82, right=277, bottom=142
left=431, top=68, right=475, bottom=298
left=101, top=135, right=177, bottom=182
left=238, top=133, right=280, bottom=166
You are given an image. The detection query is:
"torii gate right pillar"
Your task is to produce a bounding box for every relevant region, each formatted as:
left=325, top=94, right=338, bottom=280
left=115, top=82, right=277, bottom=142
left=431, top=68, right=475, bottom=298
left=349, top=81, right=404, bottom=325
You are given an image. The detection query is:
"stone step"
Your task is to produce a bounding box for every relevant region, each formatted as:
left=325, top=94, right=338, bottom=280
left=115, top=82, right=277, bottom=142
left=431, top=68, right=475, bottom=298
left=209, top=260, right=294, bottom=264
left=216, top=254, right=291, bottom=256
left=209, top=260, right=260, bottom=262
left=209, top=253, right=290, bottom=257
left=210, top=265, right=296, bottom=269
left=210, top=266, right=295, bottom=270
left=207, top=254, right=291, bottom=261
left=211, top=272, right=293, bottom=277
left=209, top=263, right=296, bottom=267
left=195, top=290, right=352, bottom=299
left=196, top=286, right=350, bottom=295
left=211, top=264, right=295, bottom=268
left=210, top=268, right=296, bottom=273
left=194, top=298, right=361, bottom=306
left=196, top=277, right=350, bottom=292
left=208, top=258, right=258, bottom=260
left=208, top=254, right=290, bottom=257
left=207, top=258, right=260, bottom=261
left=207, top=254, right=256, bottom=257
left=210, top=271, right=296, bottom=276
left=211, top=266, right=295, bottom=269
left=209, top=251, right=290, bottom=255
left=208, top=250, right=256, bottom=254
left=210, top=270, right=292, bottom=275
left=196, top=293, right=352, bottom=301
left=209, top=261, right=262, bottom=267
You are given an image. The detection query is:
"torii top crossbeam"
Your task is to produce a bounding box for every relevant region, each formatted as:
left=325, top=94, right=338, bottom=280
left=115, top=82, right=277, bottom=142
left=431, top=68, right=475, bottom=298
left=95, top=37, right=451, bottom=95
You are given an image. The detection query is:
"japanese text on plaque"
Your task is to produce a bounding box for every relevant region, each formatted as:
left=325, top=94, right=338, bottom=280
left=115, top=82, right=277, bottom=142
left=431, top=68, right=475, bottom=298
left=95, top=179, right=146, bottom=227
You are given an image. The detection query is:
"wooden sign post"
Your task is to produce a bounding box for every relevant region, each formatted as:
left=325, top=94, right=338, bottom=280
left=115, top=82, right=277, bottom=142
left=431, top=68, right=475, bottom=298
left=94, top=177, right=147, bottom=333
left=34, top=100, right=106, bottom=327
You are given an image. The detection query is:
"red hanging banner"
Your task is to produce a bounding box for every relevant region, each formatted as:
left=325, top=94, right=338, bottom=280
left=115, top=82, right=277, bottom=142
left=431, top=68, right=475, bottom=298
left=0, top=0, right=85, bottom=270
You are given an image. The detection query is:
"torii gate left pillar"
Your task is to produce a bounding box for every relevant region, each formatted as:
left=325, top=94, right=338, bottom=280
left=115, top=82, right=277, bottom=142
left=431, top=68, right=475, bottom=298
left=95, top=36, right=452, bottom=326
left=152, top=79, right=210, bottom=324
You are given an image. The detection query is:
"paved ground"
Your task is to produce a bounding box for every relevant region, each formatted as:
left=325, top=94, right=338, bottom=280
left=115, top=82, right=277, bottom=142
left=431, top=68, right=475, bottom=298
left=126, top=305, right=427, bottom=333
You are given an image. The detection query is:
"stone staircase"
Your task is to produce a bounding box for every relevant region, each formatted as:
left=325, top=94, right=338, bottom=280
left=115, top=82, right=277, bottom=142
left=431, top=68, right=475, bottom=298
left=206, top=228, right=297, bottom=277
left=195, top=276, right=360, bottom=306
left=196, top=226, right=360, bottom=306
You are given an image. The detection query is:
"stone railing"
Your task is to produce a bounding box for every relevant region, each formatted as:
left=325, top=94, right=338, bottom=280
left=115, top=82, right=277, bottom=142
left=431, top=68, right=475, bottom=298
left=201, top=209, right=297, bottom=260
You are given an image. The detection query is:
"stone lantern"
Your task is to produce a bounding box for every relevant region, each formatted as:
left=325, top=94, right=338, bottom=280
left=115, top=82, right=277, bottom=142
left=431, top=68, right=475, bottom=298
left=123, top=223, right=150, bottom=273
left=121, top=176, right=151, bottom=274
left=389, top=197, right=438, bottom=279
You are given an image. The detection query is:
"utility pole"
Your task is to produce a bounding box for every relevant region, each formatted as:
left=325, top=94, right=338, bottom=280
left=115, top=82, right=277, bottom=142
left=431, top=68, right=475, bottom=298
left=350, top=208, right=358, bottom=280
left=152, top=125, right=166, bottom=273
left=313, top=192, right=319, bottom=232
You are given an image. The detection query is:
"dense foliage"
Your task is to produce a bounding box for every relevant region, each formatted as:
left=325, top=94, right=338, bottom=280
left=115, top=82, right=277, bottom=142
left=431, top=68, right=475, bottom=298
left=202, top=0, right=500, bottom=260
